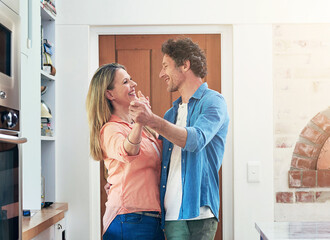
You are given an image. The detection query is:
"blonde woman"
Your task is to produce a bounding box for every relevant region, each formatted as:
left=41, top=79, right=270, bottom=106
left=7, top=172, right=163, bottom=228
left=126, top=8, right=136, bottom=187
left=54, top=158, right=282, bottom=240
left=86, top=63, right=164, bottom=240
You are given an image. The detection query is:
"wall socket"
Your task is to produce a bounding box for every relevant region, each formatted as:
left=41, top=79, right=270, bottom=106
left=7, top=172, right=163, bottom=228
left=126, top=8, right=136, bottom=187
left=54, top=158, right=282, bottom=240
left=247, top=161, right=260, bottom=183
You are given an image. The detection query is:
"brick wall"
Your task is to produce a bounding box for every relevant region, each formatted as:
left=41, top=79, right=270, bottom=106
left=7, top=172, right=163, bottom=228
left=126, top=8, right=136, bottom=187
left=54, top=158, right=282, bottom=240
left=274, top=24, right=330, bottom=214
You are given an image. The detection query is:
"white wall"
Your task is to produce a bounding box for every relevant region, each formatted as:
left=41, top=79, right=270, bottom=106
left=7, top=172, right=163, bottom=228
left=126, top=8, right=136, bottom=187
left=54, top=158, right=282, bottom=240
left=56, top=0, right=330, bottom=25
left=56, top=25, right=91, bottom=239
left=233, top=25, right=274, bottom=239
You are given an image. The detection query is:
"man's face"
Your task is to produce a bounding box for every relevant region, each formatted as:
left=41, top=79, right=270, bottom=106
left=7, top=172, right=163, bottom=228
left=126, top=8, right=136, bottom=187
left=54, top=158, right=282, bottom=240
left=159, top=54, right=185, bottom=92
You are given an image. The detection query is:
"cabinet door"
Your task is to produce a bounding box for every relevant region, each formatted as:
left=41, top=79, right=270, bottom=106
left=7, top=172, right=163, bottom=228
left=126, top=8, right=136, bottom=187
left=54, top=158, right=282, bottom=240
left=54, top=218, right=66, bottom=240
left=33, top=225, right=55, bottom=240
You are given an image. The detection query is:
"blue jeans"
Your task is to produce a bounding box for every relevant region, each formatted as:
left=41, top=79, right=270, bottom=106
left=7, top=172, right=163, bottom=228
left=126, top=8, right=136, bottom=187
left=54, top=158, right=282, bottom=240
left=103, top=212, right=165, bottom=240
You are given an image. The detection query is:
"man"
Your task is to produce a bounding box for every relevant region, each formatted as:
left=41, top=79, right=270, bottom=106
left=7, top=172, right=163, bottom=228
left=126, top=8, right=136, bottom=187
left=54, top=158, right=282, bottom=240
left=129, top=38, right=229, bottom=240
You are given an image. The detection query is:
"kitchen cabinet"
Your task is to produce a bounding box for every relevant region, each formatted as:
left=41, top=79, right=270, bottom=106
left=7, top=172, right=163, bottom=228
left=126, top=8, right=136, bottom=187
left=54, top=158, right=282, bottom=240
left=40, top=2, right=56, bottom=203
left=22, top=203, right=68, bottom=240
left=21, top=0, right=42, bottom=210
left=21, top=0, right=57, bottom=209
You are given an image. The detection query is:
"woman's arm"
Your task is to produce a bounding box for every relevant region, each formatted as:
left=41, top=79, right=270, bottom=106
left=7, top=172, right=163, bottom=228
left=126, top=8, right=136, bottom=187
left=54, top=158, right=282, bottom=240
left=123, top=123, right=143, bottom=155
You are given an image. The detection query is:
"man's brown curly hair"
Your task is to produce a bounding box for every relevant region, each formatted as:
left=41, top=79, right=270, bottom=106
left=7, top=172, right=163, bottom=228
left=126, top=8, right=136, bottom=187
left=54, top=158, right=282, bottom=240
left=161, top=38, right=207, bottom=78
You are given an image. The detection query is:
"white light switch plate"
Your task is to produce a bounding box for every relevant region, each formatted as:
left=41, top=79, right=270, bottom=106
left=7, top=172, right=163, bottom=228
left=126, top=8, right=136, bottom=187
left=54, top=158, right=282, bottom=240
left=27, top=39, right=32, bottom=49
left=247, top=161, right=260, bottom=183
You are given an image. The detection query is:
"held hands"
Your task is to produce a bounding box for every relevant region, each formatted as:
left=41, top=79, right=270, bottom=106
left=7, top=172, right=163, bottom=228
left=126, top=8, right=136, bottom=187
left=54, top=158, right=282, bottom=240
left=137, top=90, right=151, bottom=109
left=129, top=91, right=153, bottom=126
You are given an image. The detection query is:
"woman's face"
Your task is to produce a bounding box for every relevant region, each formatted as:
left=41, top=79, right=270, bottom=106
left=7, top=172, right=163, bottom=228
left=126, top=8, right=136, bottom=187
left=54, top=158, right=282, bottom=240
left=106, top=68, right=137, bottom=107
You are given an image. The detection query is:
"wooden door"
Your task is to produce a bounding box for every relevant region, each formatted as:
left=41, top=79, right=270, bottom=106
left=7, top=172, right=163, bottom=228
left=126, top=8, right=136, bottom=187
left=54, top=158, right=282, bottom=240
left=99, top=34, right=222, bottom=239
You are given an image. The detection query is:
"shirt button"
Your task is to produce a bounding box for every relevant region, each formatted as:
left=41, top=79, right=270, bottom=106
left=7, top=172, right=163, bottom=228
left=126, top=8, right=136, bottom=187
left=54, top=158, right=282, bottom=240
left=163, top=185, right=165, bottom=188
left=163, top=166, right=166, bottom=169
left=169, top=148, right=172, bottom=151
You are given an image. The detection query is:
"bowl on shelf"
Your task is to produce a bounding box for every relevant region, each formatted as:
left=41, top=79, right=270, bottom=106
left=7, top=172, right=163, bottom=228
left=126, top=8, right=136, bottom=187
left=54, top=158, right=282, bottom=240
left=41, top=86, right=47, bottom=95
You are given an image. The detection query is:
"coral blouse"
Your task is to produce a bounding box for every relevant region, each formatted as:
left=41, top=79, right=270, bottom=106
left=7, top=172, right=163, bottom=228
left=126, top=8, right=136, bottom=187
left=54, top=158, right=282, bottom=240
left=100, top=115, right=162, bottom=235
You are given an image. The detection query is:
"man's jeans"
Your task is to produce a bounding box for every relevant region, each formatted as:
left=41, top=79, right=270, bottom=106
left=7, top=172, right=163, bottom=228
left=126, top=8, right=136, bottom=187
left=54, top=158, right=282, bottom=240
left=103, top=212, right=165, bottom=240
left=165, top=217, right=218, bottom=240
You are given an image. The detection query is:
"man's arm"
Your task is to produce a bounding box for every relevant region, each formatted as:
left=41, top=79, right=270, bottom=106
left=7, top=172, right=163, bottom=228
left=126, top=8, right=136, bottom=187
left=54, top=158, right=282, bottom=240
left=129, top=101, right=187, bottom=148
left=149, top=113, right=187, bottom=148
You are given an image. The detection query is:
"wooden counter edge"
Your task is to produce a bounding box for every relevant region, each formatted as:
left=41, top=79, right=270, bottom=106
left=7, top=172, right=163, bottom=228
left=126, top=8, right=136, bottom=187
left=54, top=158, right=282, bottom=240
left=22, top=202, right=68, bottom=240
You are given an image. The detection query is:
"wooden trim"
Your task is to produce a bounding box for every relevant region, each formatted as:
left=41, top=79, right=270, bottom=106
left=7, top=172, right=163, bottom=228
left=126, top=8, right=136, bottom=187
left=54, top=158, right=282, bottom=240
left=22, top=202, right=68, bottom=240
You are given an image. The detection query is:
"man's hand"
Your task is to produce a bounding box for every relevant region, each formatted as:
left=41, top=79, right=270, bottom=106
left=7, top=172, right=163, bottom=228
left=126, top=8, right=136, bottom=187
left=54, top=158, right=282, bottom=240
left=130, top=91, right=187, bottom=148
left=129, top=94, right=154, bottom=125
left=104, top=182, right=111, bottom=195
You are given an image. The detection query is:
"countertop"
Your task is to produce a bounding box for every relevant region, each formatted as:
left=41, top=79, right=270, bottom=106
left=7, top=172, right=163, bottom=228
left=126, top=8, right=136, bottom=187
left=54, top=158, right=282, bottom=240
left=22, top=202, right=68, bottom=240
left=255, top=222, right=330, bottom=240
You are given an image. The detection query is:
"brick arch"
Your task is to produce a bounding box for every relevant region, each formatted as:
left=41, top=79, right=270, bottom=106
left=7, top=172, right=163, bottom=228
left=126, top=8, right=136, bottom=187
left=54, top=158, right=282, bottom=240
left=288, top=107, right=330, bottom=189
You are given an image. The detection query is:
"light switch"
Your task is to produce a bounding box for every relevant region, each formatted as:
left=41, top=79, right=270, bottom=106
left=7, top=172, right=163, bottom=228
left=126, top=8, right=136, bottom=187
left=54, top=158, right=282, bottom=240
left=27, top=39, right=32, bottom=49
left=247, top=161, right=260, bottom=183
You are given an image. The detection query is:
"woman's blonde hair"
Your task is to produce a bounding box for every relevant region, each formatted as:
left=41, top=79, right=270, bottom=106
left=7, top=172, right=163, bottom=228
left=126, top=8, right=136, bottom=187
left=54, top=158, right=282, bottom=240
left=86, top=63, right=125, bottom=161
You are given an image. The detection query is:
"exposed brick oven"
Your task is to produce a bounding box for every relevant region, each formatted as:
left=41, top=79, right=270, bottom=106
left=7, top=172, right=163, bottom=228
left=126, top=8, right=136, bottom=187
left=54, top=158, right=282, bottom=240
left=276, top=107, right=330, bottom=203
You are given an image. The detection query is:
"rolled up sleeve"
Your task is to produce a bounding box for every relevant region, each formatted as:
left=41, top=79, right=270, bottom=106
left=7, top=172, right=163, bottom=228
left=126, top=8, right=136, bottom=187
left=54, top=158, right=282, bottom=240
left=101, top=124, right=141, bottom=163
left=183, top=95, right=228, bottom=153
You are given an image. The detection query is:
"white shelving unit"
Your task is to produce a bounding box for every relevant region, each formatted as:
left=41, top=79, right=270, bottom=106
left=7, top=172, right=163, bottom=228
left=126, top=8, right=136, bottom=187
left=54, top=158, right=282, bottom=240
left=40, top=136, right=55, bottom=141
left=40, top=2, right=56, bottom=202
left=41, top=70, right=56, bottom=81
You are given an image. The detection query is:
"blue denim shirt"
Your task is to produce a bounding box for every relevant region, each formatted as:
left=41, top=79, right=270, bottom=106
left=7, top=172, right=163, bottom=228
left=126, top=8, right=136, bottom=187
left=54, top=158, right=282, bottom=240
left=159, top=83, right=229, bottom=228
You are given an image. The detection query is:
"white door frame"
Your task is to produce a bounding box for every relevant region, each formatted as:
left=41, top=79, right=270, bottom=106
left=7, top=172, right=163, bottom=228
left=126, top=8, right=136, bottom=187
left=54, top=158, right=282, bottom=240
left=89, top=25, right=234, bottom=240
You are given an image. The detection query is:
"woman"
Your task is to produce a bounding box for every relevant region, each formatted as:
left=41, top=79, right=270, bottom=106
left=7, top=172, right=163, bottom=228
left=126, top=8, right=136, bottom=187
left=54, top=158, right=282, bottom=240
left=86, top=63, right=164, bottom=240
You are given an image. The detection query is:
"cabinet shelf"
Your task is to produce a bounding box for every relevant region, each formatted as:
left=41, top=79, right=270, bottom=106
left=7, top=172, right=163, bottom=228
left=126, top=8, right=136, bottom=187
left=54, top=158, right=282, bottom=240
left=40, top=2, right=56, bottom=204
left=41, top=136, right=55, bottom=141
left=41, top=70, right=55, bottom=81
left=40, top=2, right=56, bottom=21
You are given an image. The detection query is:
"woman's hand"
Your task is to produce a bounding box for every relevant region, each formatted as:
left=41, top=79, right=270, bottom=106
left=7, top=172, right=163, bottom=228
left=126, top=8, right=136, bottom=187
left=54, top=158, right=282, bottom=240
left=104, top=182, right=111, bottom=195
left=137, top=91, right=151, bottom=109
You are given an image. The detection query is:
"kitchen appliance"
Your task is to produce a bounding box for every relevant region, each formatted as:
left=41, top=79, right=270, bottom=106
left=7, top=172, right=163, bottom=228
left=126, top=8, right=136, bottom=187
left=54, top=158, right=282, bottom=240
left=0, top=106, right=26, bottom=240
left=0, top=0, right=20, bottom=111
left=0, top=1, right=26, bottom=240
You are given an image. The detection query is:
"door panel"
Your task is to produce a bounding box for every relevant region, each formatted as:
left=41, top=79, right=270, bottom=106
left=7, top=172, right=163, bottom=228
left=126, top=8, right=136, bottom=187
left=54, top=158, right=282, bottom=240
left=117, top=49, right=151, bottom=98
left=99, top=34, right=222, bottom=240
left=205, top=35, right=221, bottom=92
left=150, top=49, right=172, bottom=117
left=99, top=35, right=115, bottom=66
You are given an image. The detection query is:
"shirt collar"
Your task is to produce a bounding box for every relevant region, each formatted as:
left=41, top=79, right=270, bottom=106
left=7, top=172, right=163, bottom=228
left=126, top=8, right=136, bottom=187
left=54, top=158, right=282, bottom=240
left=192, top=82, right=208, bottom=100
left=172, top=82, right=208, bottom=107
left=109, top=114, right=131, bottom=126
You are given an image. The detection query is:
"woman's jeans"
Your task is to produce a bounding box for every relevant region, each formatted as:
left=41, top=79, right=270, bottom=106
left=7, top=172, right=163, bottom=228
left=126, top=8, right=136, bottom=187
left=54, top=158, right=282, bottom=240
left=103, top=212, right=165, bottom=240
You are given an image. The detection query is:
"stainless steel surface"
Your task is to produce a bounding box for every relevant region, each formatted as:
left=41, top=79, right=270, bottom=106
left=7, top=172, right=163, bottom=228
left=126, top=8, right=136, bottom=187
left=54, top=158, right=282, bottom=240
left=0, top=133, right=27, bottom=144
left=0, top=91, right=7, bottom=99
left=1, top=110, right=18, bottom=128
left=0, top=2, right=22, bottom=239
left=0, top=129, right=20, bottom=135
left=0, top=1, right=20, bottom=111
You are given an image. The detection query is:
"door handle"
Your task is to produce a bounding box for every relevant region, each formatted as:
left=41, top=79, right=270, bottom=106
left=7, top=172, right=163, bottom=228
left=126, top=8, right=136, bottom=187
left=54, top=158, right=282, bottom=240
left=0, top=133, right=27, bottom=144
